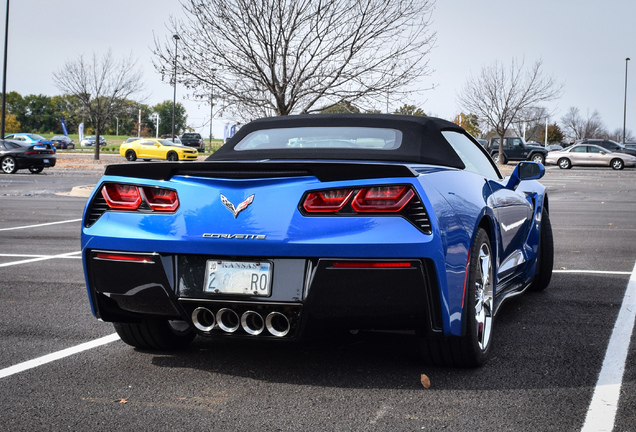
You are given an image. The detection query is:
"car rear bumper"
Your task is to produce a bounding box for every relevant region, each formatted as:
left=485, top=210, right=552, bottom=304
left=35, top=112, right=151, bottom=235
left=84, top=249, right=444, bottom=340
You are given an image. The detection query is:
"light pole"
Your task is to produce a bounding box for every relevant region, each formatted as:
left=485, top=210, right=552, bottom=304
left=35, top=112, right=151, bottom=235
left=172, top=34, right=180, bottom=143
left=1, top=0, right=10, bottom=139
left=623, top=57, right=630, bottom=144
left=115, top=116, right=119, bottom=137
left=154, top=113, right=160, bottom=139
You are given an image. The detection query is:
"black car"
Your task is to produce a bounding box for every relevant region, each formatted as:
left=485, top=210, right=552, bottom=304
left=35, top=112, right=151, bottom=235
left=0, top=140, right=56, bottom=174
left=575, top=139, right=636, bottom=157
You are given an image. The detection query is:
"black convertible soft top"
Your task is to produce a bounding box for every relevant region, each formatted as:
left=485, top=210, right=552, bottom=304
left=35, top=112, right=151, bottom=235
left=208, top=114, right=467, bottom=169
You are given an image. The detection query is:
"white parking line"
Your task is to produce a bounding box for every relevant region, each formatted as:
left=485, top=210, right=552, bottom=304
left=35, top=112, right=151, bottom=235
left=0, top=334, right=120, bottom=380
left=0, top=251, right=82, bottom=268
left=554, top=269, right=633, bottom=275
left=0, top=218, right=82, bottom=232
left=0, top=253, right=81, bottom=259
left=581, top=260, right=636, bottom=432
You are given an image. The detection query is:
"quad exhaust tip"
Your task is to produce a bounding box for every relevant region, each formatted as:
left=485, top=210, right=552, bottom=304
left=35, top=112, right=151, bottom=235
left=216, top=308, right=240, bottom=333
left=241, top=311, right=265, bottom=335
left=191, top=307, right=216, bottom=332
left=266, top=311, right=291, bottom=337
left=191, top=307, right=292, bottom=337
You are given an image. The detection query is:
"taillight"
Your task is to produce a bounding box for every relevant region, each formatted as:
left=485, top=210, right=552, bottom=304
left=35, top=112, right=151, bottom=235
left=95, top=252, right=155, bottom=263
left=100, top=183, right=179, bottom=212
left=141, top=187, right=179, bottom=212
left=302, top=185, right=415, bottom=214
left=351, top=185, right=414, bottom=212
left=101, top=184, right=142, bottom=209
left=332, top=261, right=412, bottom=268
left=303, top=189, right=354, bottom=213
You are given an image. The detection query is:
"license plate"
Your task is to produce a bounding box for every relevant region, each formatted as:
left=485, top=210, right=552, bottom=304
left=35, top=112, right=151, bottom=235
left=203, top=260, right=271, bottom=296
left=43, top=159, right=49, bottom=163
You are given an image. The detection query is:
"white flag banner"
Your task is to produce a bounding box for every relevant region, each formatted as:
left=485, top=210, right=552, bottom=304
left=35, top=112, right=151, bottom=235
left=78, top=122, right=85, bottom=143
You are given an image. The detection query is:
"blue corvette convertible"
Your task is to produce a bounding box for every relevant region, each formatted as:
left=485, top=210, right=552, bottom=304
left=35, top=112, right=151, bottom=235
left=81, top=114, right=553, bottom=367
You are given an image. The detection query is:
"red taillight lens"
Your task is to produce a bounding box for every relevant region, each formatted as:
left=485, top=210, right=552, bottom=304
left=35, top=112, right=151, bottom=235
left=351, top=186, right=414, bottom=212
left=95, top=252, right=154, bottom=263
left=332, top=261, right=412, bottom=268
left=142, top=187, right=179, bottom=212
left=303, top=189, right=354, bottom=213
left=101, top=184, right=142, bottom=209
left=101, top=183, right=179, bottom=212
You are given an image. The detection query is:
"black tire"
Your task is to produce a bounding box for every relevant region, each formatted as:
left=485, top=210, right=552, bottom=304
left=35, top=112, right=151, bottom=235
left=557, top=158, right=571, bottom=169
left=167, top=151, right=179, bottom=161
left=113, top=318, right=195, bottom=350
left=530, top=207, right=554, bottom=291
left=420, top=228, right=494, bottom=367
left=531, top=153, right=545, bottom=165
left=1, top=156, right=17, bottom=174
left=125, top=150, right=137, bottom=161
left=28, top=166, right=44, bottom=174
left=611, top=158, right=624, bottom=170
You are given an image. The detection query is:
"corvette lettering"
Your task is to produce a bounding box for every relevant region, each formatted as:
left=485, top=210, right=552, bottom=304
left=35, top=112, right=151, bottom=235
left=203, top=233, right=267, bottom=240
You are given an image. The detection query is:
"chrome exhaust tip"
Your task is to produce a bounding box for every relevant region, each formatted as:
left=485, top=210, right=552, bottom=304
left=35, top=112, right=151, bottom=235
left=216, top=308, right=240, bottom=333
left=265, top=311, right=291, bottom=337
left=191, top=307, right=216, bottom=332
left=241, top=311, right=265, bottom=336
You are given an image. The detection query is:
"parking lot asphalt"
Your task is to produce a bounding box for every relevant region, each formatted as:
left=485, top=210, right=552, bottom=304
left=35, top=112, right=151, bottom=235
left=0, top=160, right=634, bottom=431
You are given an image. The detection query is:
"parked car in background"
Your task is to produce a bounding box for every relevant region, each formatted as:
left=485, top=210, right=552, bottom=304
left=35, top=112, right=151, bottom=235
left=50, top=135, right=75, bottom=149
left=574, top=139, right=636, bottom=157
left=180, top=133, right=205, bottom=151
left=486, top=136, right=547, bottom=164
left=81, top=136, right=108, bottom=147
left=119, top=138, right=199, bottom=161
left=545, top=143, right=636, bottom=170
left=5, top=133, right=55, bottom=152
left=84, top=114, right=554, bottom=368
left=0, top=139, right=56, bottom=174
left=546, top=144, right=563, bottom=152
left=621, top=142, right=636, bottom=150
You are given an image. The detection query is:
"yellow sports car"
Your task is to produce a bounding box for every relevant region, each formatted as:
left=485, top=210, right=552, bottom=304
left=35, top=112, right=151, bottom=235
left=120, top=139, right=199, bottom=161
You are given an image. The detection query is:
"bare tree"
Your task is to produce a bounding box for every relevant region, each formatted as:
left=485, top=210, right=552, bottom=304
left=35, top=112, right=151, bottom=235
left=609, top=127, right=634, bottom=143
left=154, top=0, right=435, bottom=120
left=457, top=58, right=562, bottom=164
left=559, top=107, right=607, bottom=141
left=53, top=51, right=144, bottom=160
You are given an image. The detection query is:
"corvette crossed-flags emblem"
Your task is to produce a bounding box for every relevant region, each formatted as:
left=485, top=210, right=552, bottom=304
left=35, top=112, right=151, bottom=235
left=220, top=194, right=255, bottom=218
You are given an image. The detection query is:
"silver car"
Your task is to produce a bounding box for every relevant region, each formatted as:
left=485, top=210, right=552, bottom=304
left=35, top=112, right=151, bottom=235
left=545, top=144, right=636, bottom=170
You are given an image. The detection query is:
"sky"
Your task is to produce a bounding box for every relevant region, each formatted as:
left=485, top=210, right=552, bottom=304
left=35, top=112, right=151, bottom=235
left=3, top=0, right=636, bottom=139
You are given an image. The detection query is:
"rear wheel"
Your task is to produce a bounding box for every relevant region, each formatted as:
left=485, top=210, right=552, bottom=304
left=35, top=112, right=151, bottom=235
left=611, top=158, right=624, bottom=170
left=113, top=318, right=195, bottom=350
left=420, top=228, right=494, bottom=367
left=125, top=150, right=137, bottom=161
left=28, top=166, right=44, bottom=174
left=1, top=156, right=17, bottom=174
left=529, top=206, right=554, bottom=291
left=167, top=151, right=179, bottom=161
left=557, top=158, right=571, bottom=169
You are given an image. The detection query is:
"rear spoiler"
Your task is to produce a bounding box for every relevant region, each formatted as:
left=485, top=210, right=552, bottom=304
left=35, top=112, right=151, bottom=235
left=104, top=161, right=419, bottom=182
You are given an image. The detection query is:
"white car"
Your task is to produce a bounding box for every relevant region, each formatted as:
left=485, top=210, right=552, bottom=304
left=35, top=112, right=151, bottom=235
left=81, top=136, right=108, bottom=147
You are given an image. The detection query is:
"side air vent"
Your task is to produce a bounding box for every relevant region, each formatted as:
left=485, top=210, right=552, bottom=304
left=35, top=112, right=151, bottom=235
left=403, top=197, right=432, bottom=234
left=85, top=189, right=108, bottom=227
